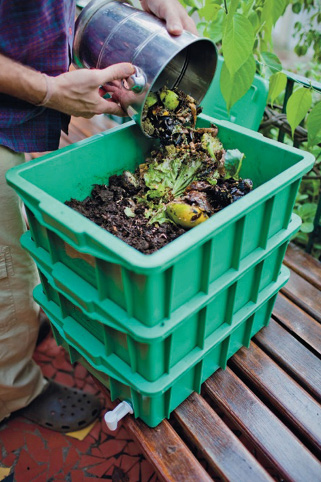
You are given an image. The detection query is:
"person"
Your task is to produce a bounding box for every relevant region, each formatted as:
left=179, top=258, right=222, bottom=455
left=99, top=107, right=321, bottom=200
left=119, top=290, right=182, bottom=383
left=0, top=0, right=197, bottom=432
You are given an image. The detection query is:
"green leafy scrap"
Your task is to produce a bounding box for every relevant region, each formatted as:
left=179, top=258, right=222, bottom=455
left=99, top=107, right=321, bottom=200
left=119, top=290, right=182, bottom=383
left=144, top=156, right=183, bottom=200
left=201, top=133, right=223, bottom=158
left=224, top=149, right=245, bottom=179
left=124, top=207, right=135, bottom=218
left=143, top=152, right=202, bottom=201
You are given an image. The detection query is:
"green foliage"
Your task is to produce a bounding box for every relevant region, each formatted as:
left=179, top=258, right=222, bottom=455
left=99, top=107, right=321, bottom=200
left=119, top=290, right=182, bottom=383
left=222, top=13, right=254, bottom=75
left=220, top=54, right=256, bottom=110
left=260, top=51, right=282, bottom=76
left=307, top=102, right=321, bottom=147
left=293, top=165, right=321, bottom=260
left=286, top=87, right=312, bottom=136
left=179, top=0, right=321, bottom=145
left=178, top=0, right=321, bottom=258
left=179, top=0, right=289, bottom=112
left=294, top=202, right=316, bottom=233
left=292, top=1, right=321, bottom=63
left=268, top=71, right=287, bottom=106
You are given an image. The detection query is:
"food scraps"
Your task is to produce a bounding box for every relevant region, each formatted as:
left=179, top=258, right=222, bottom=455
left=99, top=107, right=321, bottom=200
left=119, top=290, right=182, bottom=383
left=66, top=87, right=253, bottom=254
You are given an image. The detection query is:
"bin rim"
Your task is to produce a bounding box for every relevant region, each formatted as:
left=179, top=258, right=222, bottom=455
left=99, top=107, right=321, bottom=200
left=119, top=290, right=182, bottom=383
left=6, top=115, right=315, bottom=273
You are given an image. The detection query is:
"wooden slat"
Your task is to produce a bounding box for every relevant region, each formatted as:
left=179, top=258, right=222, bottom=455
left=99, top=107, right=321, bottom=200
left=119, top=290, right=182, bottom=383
left=95, top=381, right=212, bottom=482
left=59, top=115, right=114, bottom=146
left=273, top=294, right=321, bottom=356
left=60, top=127, right=85, bottom=146
left=254, top=319, right=321, bottom=402
left=124, top=417, right=213, bottom=482
left=204, top=368, right=321, bottom=481
left=67, top=114, right=116, bottom=139
left=281, top=268, right=321, bottom=322
left=173, top=392, right=272, bottom=482
left=230, top=343, right=321, bottom=455
left=284, top=242, right=321, bottom=291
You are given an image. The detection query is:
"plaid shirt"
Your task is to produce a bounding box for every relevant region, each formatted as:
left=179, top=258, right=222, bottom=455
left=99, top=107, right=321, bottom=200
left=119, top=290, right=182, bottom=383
left=0, top=0, right=75, bottom=152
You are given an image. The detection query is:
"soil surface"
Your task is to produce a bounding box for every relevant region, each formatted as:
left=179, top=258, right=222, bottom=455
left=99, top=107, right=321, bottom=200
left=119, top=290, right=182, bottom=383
left=65, top=174, right=251, bottom=254
left=66, top=175, right=186, bottom=254
left=66, top=87, right=252, bottom=255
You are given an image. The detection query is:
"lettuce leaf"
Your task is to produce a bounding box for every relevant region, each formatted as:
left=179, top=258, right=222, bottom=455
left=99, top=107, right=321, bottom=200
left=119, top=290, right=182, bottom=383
left=144, top=151, right=202, bottom=200
left=224, top=149, right=245, bottom=179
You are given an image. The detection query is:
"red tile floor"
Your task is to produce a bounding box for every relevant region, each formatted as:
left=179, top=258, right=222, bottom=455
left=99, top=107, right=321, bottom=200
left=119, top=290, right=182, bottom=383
left=1, top=115, right=160, bottom=481
left=0, top=331, right=159, bottom=482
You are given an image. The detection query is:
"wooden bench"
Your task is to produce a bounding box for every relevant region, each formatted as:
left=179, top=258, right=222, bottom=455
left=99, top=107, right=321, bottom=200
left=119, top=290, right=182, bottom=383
left=29, top=115, right=321, bottom=481
left=97, top=243, right=321, bottom=481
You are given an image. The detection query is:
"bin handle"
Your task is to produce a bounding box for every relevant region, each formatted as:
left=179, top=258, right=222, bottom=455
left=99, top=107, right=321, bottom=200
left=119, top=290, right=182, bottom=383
left=122, top=66, right=146, bottom=94
left=37, top=200, right=127, bottom=266
left=21, top=231, right=132, bottom=333
left=51, top=263, right=128, bottom=333
left=63, top=316, right=134, bottom=386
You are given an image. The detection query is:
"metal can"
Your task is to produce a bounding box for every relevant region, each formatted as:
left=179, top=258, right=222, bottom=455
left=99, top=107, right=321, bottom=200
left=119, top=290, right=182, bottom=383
left=73, top=0, right=217, bottom=134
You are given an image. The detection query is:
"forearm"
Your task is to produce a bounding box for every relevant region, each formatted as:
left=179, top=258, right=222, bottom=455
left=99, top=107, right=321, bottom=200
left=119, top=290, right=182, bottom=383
left=0, top=53, right=46, bottom=105
left=0, top=53, right=134, bottom=118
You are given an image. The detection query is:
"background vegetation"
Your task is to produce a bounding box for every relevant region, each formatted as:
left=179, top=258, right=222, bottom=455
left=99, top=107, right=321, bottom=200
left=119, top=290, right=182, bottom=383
left=179, top=0, right=321, bottom=258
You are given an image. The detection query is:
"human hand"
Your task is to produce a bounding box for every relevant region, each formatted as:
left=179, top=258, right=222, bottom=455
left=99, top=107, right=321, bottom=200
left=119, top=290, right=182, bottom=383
left=44, top=63, right=135, bottom=118
left=139, top=0, right=198, bottom=36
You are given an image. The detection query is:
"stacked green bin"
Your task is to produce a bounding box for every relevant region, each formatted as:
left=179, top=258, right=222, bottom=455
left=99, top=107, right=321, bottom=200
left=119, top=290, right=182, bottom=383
left=22, top=214, right=299, bottom=384
left=33, top=267, right=288, bottom=427
left=6, top=114, right=314, bottom=427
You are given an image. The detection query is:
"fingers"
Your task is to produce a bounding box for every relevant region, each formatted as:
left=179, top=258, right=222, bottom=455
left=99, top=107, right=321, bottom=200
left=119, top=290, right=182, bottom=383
left=140, top=0, right=198, bottom=36
left=97, top=62, right=135, bottom=86
left=165, top=17, right=184, bottom=36
left=165, top=9, right=198, bottom=36
left=181, top=15, right=199, bottom=36
left=97, top=97, right=128, bottom=117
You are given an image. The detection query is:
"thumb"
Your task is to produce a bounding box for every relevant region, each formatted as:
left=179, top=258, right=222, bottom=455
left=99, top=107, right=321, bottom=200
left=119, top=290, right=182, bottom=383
left=166, top=19, right=183, bottom=36
left=98, top=62, right=135, bottom=85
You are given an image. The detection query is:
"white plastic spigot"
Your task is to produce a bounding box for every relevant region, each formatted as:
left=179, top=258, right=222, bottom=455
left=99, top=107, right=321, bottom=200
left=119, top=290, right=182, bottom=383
left=104, top=401, right=134, bottom=431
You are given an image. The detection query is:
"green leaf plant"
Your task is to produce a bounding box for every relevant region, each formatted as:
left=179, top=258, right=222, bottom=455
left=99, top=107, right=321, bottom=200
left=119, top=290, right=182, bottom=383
left=179, top=0, right=321, bottom=259
left=286, top=86, right=312, bottom=136
left=179, top=0, right=321, bottom=147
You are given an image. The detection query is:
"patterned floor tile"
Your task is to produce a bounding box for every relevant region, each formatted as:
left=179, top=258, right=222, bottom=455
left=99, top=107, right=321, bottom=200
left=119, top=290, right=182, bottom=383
left=0, top=333, right=159, bottom=481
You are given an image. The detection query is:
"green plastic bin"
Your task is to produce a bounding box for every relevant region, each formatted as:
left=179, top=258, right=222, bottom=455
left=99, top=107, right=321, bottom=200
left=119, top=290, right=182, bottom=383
left=21, top=214, right=300, bottom=382
left=6, top=114, right=315, bottom=328
left=33, top=266, right=289, bottom=427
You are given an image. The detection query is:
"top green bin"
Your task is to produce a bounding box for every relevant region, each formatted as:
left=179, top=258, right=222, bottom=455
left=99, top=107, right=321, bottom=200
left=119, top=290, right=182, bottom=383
left=6, top=115, right=314, bottom=327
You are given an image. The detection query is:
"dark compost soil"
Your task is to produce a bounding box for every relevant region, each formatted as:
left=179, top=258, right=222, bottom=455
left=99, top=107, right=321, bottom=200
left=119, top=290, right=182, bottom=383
left=65, top=174, right=252, bottom=255
left=65, top=175, right=186, bottom=255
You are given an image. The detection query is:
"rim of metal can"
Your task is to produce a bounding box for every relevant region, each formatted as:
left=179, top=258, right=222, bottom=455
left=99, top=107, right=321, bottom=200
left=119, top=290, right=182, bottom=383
left=73, top=0, right=133, bottom=68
